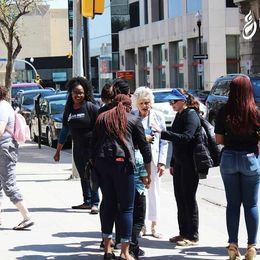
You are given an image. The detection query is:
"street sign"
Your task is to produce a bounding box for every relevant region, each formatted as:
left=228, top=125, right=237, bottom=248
left=193, top=54, right=208, bottom=60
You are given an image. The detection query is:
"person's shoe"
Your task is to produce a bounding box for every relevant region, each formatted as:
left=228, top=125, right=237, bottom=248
left=71, top=203, right=91, bottom=210
left=13, top=218, right=34, bottom=230
left=103, top=252, right=116, bottom=260
left=245, top=244, right=256, bottom=260
left=176, top=239, right=199, bottom=246
left=169, top=235, right=184, bottom=243
left=151, top=227, right=162, bottom=239
left=226, top=243, right=241, bottom=260
left=130, top=244, right=145, bottom=258
left=90, top=205, right=99, bottom=214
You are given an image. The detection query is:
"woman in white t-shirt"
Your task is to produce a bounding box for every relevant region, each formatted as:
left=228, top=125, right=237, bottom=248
left=0, top=86, right=33, bottom=230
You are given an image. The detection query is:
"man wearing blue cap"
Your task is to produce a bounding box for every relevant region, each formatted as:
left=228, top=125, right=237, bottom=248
left=154, top=88, right=201, bottom=246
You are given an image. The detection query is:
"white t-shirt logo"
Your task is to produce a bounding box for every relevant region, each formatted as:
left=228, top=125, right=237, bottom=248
left=242, top=10, right=257, bottom=40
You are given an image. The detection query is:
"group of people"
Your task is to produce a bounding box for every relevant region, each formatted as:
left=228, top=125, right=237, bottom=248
left=0, top=74, right=259, bottom=260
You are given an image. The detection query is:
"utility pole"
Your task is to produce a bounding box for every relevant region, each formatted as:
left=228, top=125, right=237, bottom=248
left=71, top=0, right=83, bottom=179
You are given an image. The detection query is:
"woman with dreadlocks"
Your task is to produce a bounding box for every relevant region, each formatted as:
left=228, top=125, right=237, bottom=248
left=92, top=94, right=151, bottom=260
left=53, top=77, right=100, bottom=214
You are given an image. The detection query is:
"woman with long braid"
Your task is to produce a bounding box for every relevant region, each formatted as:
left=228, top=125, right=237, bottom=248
left=92, top=94, right=151, bottom=260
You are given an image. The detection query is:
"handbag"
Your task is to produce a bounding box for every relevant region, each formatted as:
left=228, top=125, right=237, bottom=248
left=84, top=160, right=99, bottom=192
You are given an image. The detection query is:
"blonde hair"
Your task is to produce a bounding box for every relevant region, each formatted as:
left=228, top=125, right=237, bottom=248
left=131, top=86, right=155, bottom=107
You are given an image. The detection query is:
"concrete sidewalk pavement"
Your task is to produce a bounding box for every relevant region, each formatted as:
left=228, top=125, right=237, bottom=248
left=0, top=141, right=258, bottom=259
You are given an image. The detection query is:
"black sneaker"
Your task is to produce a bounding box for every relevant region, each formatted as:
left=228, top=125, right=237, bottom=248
left=130, top=245, right=145, bottom=258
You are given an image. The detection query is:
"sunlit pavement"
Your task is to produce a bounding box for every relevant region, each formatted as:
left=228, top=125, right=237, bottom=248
left=0, top=141, right=258, bottom=259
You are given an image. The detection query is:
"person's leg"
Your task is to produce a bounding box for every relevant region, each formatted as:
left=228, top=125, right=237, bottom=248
left=73, top=144, right=92, bottom=207
left=173, top=162, right=187, bottom=238
left=95, top=158, right=117, bottom=255
left=113, top=162, right=135, bottom=259
left=179, top=159, right=199, bottom=242
left=220, top=150, right=241, bottom=245
left=240, top=152, right=260, bottom=245
left=0, top=141, right=33, bottom=230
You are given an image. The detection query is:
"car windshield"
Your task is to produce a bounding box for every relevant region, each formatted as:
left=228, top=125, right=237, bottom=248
left=49, top=99, right=66, bottom=114
left=153, top=91, right=172, bottom=103
left=11, top=86, right=41, bottom=97
left=251, top=79, right=260, bottom=98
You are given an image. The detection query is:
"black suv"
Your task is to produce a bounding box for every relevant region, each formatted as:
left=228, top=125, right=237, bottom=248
left=206, top=74, right=260, bottom=125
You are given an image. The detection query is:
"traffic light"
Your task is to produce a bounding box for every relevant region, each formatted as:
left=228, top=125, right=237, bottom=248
left=94, top=0, right=105, bottom=15
left=81, top=0, right=105, bottom=18
left=82, top=0, right=94, bottom=18
left=35, top=74, right=41, bottom=84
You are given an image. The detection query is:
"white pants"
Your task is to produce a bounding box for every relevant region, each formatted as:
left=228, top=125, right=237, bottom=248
left=146, top=162, right=160, bottom=222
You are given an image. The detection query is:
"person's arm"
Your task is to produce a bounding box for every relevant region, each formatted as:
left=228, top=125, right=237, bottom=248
left=214, top=106, right=226, bottom=146
left=53, top=125, right=69, bottom=162
left=161, top=111, right=200, bottom=144
left=0, top=121, right=7, bottom=137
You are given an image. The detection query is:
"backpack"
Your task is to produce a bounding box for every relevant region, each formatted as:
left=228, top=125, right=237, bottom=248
left=10, top=108, right=31, bottom=143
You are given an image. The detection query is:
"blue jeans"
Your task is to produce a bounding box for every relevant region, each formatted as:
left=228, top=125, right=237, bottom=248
left=220, top=150, right=260, bottom=245
left=95, top=157, right=135, bottom=243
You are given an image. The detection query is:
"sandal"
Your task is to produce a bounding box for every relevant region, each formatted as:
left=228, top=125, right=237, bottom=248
left=227, top=243, right=241, bottom=260
left=151, top=228, right=162, bottom=239
left=169, top=235, right=184, bottom=243
left=13, top=219, right=34, bottom=230
left=245, top=244, right=256, bottom=260
left=177, top=239, right=199, bottom=246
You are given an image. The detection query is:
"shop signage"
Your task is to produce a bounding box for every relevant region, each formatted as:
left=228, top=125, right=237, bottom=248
left=242, top=10, right=259, bottom=40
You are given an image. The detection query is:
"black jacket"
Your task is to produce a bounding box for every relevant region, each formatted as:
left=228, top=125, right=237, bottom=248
left=92, top=112, right=152, bottom=167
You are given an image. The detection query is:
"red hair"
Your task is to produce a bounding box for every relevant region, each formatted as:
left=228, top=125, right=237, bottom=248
left=96, top=94, right=132, bottom=150
left=226, top=75, right=260, bottom=134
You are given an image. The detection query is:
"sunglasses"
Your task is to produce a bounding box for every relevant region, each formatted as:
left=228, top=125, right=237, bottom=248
left=169, top=100, right=180, bottom=105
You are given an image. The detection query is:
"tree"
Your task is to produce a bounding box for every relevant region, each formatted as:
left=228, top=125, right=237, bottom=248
left=0, top=0, right=45, bottom=94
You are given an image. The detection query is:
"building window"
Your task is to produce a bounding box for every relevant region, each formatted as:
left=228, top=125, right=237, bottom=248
left=169, top=41, right=184, bottom=88
left=226, top=0, right=237, bottom=8
left=144, top=0, right=148, bottom=24
left=152, top=0, right=164, bottom=22
left=186, top=0, right=202, bottom=14
left=138, top=47, right=150, bottom=87
left=153, top=44, right=166, bottom=88
left=226, top=35, right=239, bottom=74
left=129, top=2, right=140, bottom=28
left=169, top=0, right=182, bottom=18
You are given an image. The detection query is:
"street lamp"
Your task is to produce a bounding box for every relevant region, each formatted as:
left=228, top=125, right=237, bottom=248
left=195, top=11, right=203, bottom=90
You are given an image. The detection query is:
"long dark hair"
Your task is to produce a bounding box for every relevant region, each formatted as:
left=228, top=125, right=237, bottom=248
left=226, top=75, right=259, bottom=134
left=96, top=94, right=131, bottom=150
left=0, top=86, right=7, bottom=101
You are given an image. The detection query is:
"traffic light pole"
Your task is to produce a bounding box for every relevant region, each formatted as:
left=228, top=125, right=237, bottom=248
left=71, top=0, right=83, bottom=179
left=83, top=17, right=91, bottom=80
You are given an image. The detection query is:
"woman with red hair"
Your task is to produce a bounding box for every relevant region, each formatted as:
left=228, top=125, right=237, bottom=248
left=215, top=75, right=260, bottom=260
left=92, top=94, right=151, bottom=260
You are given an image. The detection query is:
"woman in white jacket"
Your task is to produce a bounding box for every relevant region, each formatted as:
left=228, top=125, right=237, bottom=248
left=132, top=87, right=168, bottom=238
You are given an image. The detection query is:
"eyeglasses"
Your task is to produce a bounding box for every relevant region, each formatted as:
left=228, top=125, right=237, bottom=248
left=169, top=100, right=179, bottom=105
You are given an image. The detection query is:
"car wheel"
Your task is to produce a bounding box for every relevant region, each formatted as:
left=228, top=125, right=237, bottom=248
left=47, top=128, right=56, bottom=148
left=30, top=125, right=38, bottom=142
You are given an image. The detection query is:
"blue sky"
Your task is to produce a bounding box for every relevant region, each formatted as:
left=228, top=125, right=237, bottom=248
left=48, top=0, right=67, bottom=9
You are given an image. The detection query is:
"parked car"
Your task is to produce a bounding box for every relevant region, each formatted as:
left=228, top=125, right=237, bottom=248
left=30, top=93, right=69, bottom=148
left=11, top=83, right=43, bottom=106
left=13, top=89, right=56, bottom=126
left=152, top=88, right=207, bottom=128
left=205, top=74, right=260, bottom=125
left=188, top=89, right=210, bottom=104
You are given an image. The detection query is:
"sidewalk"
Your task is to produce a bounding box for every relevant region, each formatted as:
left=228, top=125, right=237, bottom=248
left=0, top=141, right=258, bottom=259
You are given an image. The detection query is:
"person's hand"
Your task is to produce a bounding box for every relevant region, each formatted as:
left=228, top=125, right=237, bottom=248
left=157, top=163, right=165, bottom=177
left=146, top=134, right=154, bottom=144
left=141, top=176, right=151, bottom=189
left=53, top=151, right=60, bottom=162
left=169, top=166, right=174, bottom=176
